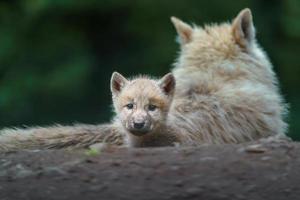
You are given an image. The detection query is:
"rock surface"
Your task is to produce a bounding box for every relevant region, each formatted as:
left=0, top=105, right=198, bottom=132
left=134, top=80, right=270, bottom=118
left=0, top=140, right=299, bottom=200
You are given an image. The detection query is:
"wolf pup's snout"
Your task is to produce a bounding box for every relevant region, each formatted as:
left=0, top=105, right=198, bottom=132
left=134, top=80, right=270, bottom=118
left=134, top=122, right=145, bottom=129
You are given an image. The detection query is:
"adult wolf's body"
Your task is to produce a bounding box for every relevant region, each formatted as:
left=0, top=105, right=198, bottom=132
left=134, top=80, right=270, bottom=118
left=168, top=8, right=287, bottom=144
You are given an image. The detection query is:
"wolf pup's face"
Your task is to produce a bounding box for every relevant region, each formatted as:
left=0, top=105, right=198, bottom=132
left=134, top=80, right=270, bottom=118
left=111, top=72, right=175, bottom=136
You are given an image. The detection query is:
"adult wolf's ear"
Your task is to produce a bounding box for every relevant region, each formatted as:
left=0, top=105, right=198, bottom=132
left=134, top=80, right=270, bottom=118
left=111, top=72, right=128, bottom=96
left=232, top=8, right=256, bottom=49
left=171, top=16, right=193, bottom=45
left=159, top=73, right=176, bottom=97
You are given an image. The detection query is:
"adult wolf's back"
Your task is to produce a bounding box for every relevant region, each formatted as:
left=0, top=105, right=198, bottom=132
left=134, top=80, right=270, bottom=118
left=168, top=8, right=288, bottom=144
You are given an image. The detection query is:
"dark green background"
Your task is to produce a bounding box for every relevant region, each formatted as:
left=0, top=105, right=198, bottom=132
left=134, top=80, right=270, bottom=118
left=0, top=0, right=299, bottom=140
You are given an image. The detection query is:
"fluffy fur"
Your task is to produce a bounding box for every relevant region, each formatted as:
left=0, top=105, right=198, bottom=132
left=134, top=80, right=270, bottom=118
left=0, top=8, right=288, bottom=152
left=168, top=8, right=287, bottom=144
left=0, top=73, right=178, bottom=151
left=110, top=72, right=179, bottom=147
left=0, top=124, right=124, bottom=151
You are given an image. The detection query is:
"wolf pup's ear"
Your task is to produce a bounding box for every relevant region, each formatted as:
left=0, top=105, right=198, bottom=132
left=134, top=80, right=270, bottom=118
left=159, top=73, right=176, bottom=97
left=171, top=16, right=193, bottom=45
left=111, top=72, right=128, bottom=96
left=232, top=8, right=255, bottom=49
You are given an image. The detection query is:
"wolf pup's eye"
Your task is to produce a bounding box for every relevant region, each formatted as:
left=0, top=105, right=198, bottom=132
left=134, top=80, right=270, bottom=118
left=148, top=104, right=157, bottom=111
left=126, top=103, right=134, bottom=109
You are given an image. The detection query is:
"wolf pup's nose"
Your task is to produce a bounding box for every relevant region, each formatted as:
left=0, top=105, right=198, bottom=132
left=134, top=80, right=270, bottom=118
left=134, top=122, right=145, bottom=129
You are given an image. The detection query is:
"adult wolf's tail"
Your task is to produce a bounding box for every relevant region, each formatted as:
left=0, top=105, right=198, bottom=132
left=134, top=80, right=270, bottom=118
left=0, top=123, right=124, bottom=152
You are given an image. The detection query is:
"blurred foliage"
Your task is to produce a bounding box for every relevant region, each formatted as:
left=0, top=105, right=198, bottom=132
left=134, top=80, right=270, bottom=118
left=0, top=0, right=299, bottom=140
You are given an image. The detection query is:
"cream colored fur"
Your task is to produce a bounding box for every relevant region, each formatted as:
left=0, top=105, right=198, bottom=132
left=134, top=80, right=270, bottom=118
left=0, top=124, right=124, bottom=151
left=169, top=8, right=287, bottom=144
left=110, top=72, right=178, bottom=147
left=0, top=8, right=288, bottom=151
left=0, top=74, right=178, bottom=151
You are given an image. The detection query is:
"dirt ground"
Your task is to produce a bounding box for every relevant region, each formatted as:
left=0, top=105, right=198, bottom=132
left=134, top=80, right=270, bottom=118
left=0, top=140, right=299, bottom=200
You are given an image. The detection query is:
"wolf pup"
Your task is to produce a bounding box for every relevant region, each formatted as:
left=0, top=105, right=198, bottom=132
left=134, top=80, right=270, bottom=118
left=0, top=72, right=177, bottom=151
